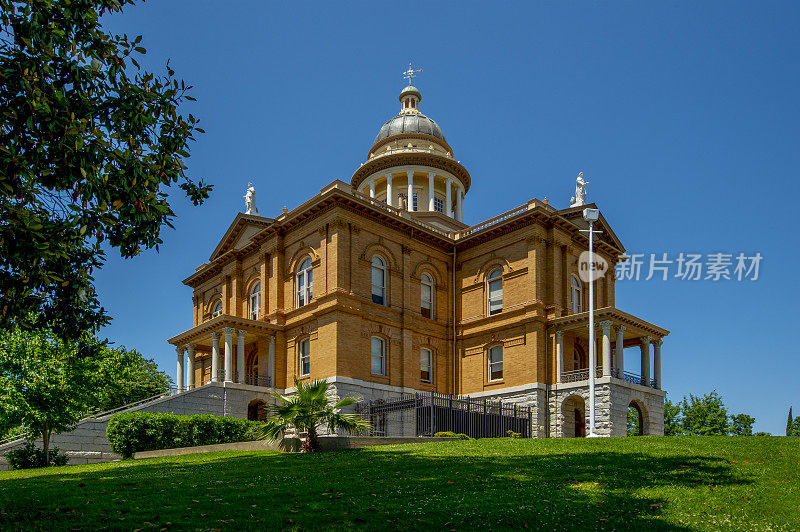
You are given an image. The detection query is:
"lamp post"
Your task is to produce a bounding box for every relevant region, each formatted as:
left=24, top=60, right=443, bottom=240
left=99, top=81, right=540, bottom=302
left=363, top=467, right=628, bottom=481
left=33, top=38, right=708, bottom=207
left=582, top=207, right=600, bottom=437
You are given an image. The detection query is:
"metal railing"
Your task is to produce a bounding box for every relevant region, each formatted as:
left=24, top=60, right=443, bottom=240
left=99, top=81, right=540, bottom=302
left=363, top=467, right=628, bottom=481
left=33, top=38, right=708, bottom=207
left=245, top=373, right=272, bottom=388
left=560, top=366, right=603, bottom=383
left=457, top=204, right=529, bottom=238
left=355, top=391, right=533, bottom=439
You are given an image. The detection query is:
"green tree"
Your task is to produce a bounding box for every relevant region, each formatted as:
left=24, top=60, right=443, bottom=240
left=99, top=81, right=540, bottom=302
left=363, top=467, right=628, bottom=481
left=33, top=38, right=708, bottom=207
left=663, top=398, right=682, bottom=436
left=257, top=379, right=371, bottom=452
left=730, top=413, right=755, bottom=436
left=790, top=416, right=800, bottom=437
left=788, top=407, right=794, bottom=436
left=0, top=327, right=97, bottom=464
left=94, top=346, right=172, bottom=412
left=0, top=0, right=211, bottom=339
left=679, top=391, right=730, bottom=436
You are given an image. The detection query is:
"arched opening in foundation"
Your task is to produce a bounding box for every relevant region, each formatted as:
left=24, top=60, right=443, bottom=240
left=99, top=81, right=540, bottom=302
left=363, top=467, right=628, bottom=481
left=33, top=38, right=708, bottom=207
left=247, top=399, right=267, bottom=421
left=627, top=400, right=648, bottom=436
left=562, top=395, right=586, bottom=438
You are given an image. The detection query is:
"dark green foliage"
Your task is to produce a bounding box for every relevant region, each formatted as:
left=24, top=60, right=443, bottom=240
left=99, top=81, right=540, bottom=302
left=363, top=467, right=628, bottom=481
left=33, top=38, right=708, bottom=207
left=754, top=432, right=771, bottom=436
left=663, top=398, right=682, bottom=436
left=256, top=378, right=371, bottom=452
left=106, top=412, right=262, bottom=458
left=434, top=431, right=471, bottom=440
left=94, top=346, right=172, bottom=412
left=0, top=0, right=211, bottom=337
left=730, top=413, right=756, bottom=436
left=789, top=416, right=800, bottom=437
left=0, top=327, right=96, bottom=464
left=5, top=441, right=68, bottom=470
left=679, top=391, right=730, bottom=436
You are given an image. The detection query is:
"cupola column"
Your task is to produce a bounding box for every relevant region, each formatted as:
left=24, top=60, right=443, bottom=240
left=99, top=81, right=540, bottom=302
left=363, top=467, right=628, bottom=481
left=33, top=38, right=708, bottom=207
left=428, top=172, right=435, bottom=211
left=456, top=187, right=464, bottom=222
left=406, top=171, right=414, bottom=211
left=369, top=179, right=375, bottom=199
left=445, top=177, right=453, bottom=217
left=385, top=173, right=393, bottom=207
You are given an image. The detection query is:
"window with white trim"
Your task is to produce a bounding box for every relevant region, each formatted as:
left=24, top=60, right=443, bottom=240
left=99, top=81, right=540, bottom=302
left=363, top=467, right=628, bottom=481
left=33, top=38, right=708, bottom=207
left=433, top=196, right=444, bottom=213
left=371, top=256, right=386, bottom=305
left=420, top=348, right=432, bottom=383
left=299, top=338, right=310, bottom=376
left=487, top=268, right=503, bottom=315
left=249, top=282, right=261, bottom=320
left=297, top=258, right=313, bottom=307
left=371, top=336, right=386, bottom=376
left=571, top=275, right=583, bottom=314
left=212, top=301, right=223, bottom=318
left=488, top=345, right=503, bottom=381
left=420, top=274, right=434, bottom=319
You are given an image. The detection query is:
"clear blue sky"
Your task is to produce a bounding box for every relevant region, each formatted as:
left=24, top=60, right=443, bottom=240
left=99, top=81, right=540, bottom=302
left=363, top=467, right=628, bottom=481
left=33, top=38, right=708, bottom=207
left=98, top=1, right=800, bottom=435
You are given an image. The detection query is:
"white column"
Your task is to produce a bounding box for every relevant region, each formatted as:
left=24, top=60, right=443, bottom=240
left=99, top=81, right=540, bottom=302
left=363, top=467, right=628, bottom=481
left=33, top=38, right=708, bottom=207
left=600, top=321, right=612, bottom=377
left=445, top=177, right=453, bottom=217
left=615, top=325, right=625, bottom=377
left=186, top=344, right=196, bottom=389
left=456, top=187, right=464, bottom=222
left=175, top=346, right=185, bottom=393
left=385, top=173, right=393, bottom=207
left=211, top=332, right=220, bottom=382
left=223, top=327, right=233, bottom=383
left=653, top=338, right=662, bottom=389
left=236, top=329, right=246, bottom=384
left=268, top=335, right=276, bottom=387
left=555, top=330, right=564, bottom=383
left=640, top=336, right=651, bottom=386
left=369, top=178, right=375, bottom=198
left=406, top=171, right=414, bottom=211
left=428, top=172, right=435, bottom=211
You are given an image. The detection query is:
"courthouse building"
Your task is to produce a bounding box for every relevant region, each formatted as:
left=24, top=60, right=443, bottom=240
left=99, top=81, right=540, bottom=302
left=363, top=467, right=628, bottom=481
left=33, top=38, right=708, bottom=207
left=168, top=83, right=669, bottom=437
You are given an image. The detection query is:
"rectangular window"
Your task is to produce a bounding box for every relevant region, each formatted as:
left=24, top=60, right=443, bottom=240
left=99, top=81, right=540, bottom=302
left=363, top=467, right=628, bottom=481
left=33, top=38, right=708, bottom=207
left=420, top=348, right=432, bottom=383
left=299, top=339, right=310, bottom=376
left=371, top=268, right=385, bottom=305
left=488, top=278, right=503, bottom=315
left=371, top=337, right=385, bottom=376
left=433, top=197, right=444, bottom=213
left=413, top=193, right=418, bottom=211
left=488, top=345, right=503, bottom=381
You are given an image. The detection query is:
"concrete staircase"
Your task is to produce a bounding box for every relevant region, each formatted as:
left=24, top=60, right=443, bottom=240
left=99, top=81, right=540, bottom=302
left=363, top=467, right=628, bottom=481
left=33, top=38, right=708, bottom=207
left=0, top=382, right=277, bottom=471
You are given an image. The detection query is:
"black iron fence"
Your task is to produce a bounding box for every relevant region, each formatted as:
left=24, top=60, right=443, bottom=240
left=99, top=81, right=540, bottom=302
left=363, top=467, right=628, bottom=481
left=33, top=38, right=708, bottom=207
left=355, top=392, right=533, bottom=439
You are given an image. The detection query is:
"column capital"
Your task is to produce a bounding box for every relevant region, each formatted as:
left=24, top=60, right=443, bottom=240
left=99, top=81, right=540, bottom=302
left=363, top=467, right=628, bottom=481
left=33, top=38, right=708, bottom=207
left=641, top=335, right=652, bottom=346
left=599, top=320, right=613, bottom=332
left=186, top=343, right=196, bottom=353
left=175, top=345, right=185, bottom=355
left=269, top=335, right=276, bottom=346
left=615, top=324, right=626, bottom=335
left=555, top=330, right=564, bottom=341
left=653, top=337, right=663, bottom=347
left=236, top=328, right=247, bottom=339
left=211, top=331, right=220, bottom=341
left=222, top=326, right=235, bottom=335
left=406, top=169, right=414, bottom=177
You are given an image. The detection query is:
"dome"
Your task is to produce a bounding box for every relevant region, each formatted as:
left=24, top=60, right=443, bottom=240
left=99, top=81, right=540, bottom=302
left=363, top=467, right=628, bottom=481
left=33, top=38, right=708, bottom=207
left=373, top=113, right=447, bottom=145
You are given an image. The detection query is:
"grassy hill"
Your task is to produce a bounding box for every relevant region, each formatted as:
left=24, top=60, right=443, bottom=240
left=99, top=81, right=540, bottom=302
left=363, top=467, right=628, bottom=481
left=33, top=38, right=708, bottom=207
left=1, top=436, right=798, bottom=530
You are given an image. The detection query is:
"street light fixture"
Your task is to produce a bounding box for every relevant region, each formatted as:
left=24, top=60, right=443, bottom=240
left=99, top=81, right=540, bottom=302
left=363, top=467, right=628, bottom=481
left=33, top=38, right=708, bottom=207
left=582, top=207, right=600, bottom=437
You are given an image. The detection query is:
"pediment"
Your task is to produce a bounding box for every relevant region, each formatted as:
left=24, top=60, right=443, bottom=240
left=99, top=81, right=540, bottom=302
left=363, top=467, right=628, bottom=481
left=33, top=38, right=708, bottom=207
left=209, top=213, right=275, bottom=261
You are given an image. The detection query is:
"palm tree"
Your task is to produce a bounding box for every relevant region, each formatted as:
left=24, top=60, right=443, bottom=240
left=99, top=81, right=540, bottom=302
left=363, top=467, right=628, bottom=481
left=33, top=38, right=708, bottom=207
left=258, top=378, right=371, bottom=452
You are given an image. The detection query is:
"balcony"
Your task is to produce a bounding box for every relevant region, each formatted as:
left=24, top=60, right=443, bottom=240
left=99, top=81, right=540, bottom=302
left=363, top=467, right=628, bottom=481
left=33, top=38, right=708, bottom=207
left=559, top=367, right=658, bottom=389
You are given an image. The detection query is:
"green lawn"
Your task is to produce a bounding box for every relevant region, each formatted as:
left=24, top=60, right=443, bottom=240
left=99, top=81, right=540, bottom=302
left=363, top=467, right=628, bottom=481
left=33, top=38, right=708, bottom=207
left=1, top=437, right=798, bottom=530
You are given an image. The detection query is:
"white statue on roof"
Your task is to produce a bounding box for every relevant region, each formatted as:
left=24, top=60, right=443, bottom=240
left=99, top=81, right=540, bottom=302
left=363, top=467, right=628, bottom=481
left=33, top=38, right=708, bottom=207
left=244, top=182, right=259, bottom=215
left=570, top=172, right=588, bottom=207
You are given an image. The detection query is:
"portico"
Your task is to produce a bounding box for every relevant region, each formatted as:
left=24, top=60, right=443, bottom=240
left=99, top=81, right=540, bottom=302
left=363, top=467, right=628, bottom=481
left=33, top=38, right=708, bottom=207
left=170, top=315, right=279, bottom=391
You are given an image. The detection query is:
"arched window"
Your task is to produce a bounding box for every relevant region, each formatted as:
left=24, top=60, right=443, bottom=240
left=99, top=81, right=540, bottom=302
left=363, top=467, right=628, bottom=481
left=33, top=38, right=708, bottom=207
left=420, top=274, right=434, bottom=318
left=211, top=301, right=223, bottom=319
left=299, top=338, right=310, bottom=376
left=487, top=268, right=503, bottom=315
left=488, top=345, right=503, bottom=381
left=297, top=258, right=313, bottom=307
left=249, top=282, right=261, bottom=320
left=371, top=256, right=386, bottom=305
left=571, top=275, right=583, bottom=314
left=371, top=336, right=386, bottom=375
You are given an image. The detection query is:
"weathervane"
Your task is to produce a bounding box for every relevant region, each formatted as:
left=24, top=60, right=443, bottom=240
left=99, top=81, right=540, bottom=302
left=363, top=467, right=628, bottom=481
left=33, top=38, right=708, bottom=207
left=403, top=62, right=423, bottom=86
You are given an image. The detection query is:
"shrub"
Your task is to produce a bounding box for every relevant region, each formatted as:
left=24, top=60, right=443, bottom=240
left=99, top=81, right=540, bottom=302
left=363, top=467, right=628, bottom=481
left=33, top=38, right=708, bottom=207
left=107, top=412, right=262, bottom=458
left=434, top=431, right=471, bottom=440
left=6, top=442, right=69, bottom=469
left=506, top=430, right=522, bottom=439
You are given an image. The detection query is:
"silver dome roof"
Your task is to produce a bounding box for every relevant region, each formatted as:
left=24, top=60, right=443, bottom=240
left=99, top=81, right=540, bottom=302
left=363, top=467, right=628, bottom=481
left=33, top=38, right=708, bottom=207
left=373, top=113, right=446, bottom=145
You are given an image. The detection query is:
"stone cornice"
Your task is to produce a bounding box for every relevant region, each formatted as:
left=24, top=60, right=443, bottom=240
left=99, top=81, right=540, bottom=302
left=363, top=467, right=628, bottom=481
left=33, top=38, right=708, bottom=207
left=350, top=152, right=471, bottom=192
